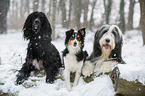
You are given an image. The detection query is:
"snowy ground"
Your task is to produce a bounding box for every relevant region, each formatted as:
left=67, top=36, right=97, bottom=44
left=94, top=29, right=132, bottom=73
left=0, top=29, right=145, bottom=96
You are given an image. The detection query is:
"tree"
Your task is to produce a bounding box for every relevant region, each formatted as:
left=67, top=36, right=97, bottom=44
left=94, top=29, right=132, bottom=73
left=127, top=0, right=135, bottom=30
left=33, top=0, right=39, bottom=12
left=71, top=0, right=82, bottom=30
left=41, top=0, right=46, bottom=12
left=0, top=0, right=10, bottom=34
left=118, top=0, right=125, bottom=34
left=20, top=0, right=24, bottom=17
left=25, top=0, right=30, bottom=14
left=89, top=0, right=97, bottom=30
left=103, top=0, right=112, bottom=24
left=82, top=0, right=89, bottom=28
left=139, top=0, right=145, bottom=45
left=52, top=0, right=57, bottom=40
left=67, top=0, right=73, bottom=28
left=59, top=0, right=67, bottom=28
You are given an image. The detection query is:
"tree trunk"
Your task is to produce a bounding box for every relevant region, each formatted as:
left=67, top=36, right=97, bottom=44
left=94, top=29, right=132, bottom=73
left=89, top=0, right=97, bottom=31
left=12, top=0, right=15, bottom=16
left=52, top=0, right=57, bottom=40
left=67, top=0, right=73, bottom=28
left=104, top=0, right=112, bottom=24
left=33, top=0, right=39, bottom=12
left=118, top=0, right=125, bottom=34
left=110, top=67, right=145, bottom=96
left=139, top=0, right=145, bottom=45
left=47, top=0, right=52, bottom=19
left=41, top=0, right=45, bottom=12
left=25, top=0, right=30, bottom=14
left=20, top=0, right=24, bottom=17
left=59, top=0, right=67, bottom=28
left=127, top=0, right=135, bottom=30
left=71, top=0, right=82, bottom=30
left=0, top=0, right=10, bottom=34
left=82, top=0, right=89, bottom=28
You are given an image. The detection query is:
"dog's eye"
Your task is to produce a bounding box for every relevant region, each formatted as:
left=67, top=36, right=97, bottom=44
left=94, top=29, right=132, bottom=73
left=77, top=35, right=79, bottom=38
left=72, top=35, right=74, bottom=37
left=70, top=36, right=74, bottom=40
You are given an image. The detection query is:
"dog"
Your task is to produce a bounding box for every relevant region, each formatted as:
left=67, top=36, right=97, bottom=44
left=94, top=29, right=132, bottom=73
left=82, top=25, right=125, bottom=77
left=62, top=28, right=88, bottom=91
left=15, top=11, right=62, bottom=85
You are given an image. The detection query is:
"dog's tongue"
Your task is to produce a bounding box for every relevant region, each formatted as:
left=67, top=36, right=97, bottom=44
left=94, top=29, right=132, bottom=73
left=35, top=25, right=38, bottom=29
left=104, top=44, right=110, bottom=50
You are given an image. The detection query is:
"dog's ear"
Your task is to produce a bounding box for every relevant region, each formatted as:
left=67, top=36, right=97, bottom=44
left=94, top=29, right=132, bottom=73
left=89, top=25, right=110, bottom=61
left=110, top=26, right=126, bottom=64
left=66, top=29, right=74, bottom=36
left=110, top=36, right=126, bottom=64
left=40, top=12, right=52, bottom=37
left=78, top=28, right=86, bottom=37
left=23, top=12, right=35, bottom=40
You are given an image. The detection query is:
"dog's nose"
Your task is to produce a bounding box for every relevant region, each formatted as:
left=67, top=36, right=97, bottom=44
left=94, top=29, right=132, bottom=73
left=106, top=38, right=110, bottom=43
left=73, top=41, right=77, bottom=46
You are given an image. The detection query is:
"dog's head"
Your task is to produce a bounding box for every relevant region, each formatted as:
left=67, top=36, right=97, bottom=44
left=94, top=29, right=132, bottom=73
left=23, top=11, right=52, bottom=40
left=65, top=28, right=86, bottom=53
left=92, top=25, right=125, bottom=63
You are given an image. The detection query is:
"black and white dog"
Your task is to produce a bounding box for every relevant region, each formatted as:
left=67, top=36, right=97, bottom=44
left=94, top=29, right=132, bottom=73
left=62, top=28, right=88, bottom=91
left=15, top=12, right=62, bottom=85
left=82, top=25, right=125, bottom=77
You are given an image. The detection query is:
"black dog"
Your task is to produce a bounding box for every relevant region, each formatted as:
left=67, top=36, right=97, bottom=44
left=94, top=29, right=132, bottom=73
left=16, top=12, right=62, bottom=85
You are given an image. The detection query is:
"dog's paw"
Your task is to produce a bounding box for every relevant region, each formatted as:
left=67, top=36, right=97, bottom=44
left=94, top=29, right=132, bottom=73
left=82, top=61, right=94, bottom=77
left=46, top=78, right=54, bottom=84
left=82, top=68, right=93, bottom=77
left=15, top=77, right=25, bottom=85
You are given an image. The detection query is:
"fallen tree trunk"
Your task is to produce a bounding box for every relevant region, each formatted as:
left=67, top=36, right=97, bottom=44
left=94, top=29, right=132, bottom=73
left=110, top=67, right=145, bottom=96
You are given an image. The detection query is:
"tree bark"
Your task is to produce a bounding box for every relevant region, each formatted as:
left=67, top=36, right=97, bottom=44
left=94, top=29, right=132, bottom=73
left=110, top=67, right=145, bottom=96
left=59, top=0, right=67, bottom=28
left=118, top=0, right=125, bottom=34
left=89, top=0, right=97, bottom=31
left=71, top=0, right=82, bottom=30
left=104, top=0, right=112, bottom=24
left=0, top=0, right=10, bottom=34
left=33, top=0, right=39, bottom=12
left=127, top=0, right=135, bottom=30
left=25, top=0, right=30, bottom=14
left=20, top=0, right=24, bottom=17
left=82, top=0, right=89, bottom=28
left=41, top=0, right=46, bottom=12
left=67, top=0, right=73, bottom=28
left=52, top=0, right=57, bottom=40
left=139, top=0, right=145, bottom=45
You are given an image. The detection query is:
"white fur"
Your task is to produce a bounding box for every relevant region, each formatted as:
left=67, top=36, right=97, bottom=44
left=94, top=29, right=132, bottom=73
left=32, top=59, right=43, bottom=70
left=94, top=60, right=117, bottom=75
left=64, top=45, right=83, bottom=91
left=82, top=61, right=95, bottom=77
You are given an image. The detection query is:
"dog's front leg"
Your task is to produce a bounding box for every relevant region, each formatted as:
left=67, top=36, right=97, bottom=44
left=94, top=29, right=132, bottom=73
left=82, top=61, right=95, bottom=77
left=64, top=69, right=71, bottom=91
left=73, top=71, right=81, bottom=88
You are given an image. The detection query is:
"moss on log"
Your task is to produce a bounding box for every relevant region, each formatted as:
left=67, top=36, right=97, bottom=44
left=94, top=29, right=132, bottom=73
left=111, top=67, right=145, bottom=96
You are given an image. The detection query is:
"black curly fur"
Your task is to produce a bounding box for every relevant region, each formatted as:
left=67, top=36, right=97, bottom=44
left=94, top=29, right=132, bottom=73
left=16, top=11, right=62, bottom=85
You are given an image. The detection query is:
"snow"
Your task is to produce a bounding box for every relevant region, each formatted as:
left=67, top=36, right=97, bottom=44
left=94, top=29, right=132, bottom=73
left=0, top=28, right=145, bottom=95
left=118, top=30, right=145, bottom=84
